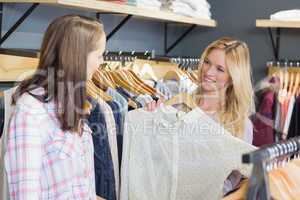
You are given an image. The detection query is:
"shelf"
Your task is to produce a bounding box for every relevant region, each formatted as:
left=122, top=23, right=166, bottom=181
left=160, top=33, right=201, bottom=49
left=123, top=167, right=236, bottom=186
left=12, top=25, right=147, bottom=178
left=1, top=0, right=217, bottom=26
left=0, top=53, right=38, bottom=82
left=256, top=19, right=300, bottom=28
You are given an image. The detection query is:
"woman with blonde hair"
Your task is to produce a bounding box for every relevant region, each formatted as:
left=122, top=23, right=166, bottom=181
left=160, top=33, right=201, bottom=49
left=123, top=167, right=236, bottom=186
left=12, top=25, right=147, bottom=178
left=194, top=37, right=254, bottom=142
left=147, top=37, right=255, bottom=143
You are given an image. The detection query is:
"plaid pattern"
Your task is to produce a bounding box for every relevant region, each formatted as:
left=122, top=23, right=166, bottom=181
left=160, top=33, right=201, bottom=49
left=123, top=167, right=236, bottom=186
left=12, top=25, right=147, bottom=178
left=4, top=89, right=96, bottom=200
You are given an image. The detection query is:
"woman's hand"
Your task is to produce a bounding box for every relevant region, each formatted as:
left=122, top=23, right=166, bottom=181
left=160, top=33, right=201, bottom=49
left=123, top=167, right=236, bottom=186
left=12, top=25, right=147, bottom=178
left=145, top=98, right=164, bottom=112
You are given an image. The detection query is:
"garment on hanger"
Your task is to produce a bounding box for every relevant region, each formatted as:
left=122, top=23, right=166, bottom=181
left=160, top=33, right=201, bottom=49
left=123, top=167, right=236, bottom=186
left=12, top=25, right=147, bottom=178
left=224, top=158, right=300, bottom=200
left=95, top=97, right=120, bottom=200
left=282, top=95, right=295, bottom=139
left=107, top=100, right=124, bottom=172
left=87, top=97, right=116, bottom=200
left=120, top=105, right=256, bottom=200
left=134, top=94, right=154, bottom=107
left=287, top=96, right=300, bottom=139
left=252, top=90, right=276, bottom=146
left=163, top=76, right=198, bottom=98
left=107, top=87, right=128, bottom=116
left=106, top=88, right=128, bottom=166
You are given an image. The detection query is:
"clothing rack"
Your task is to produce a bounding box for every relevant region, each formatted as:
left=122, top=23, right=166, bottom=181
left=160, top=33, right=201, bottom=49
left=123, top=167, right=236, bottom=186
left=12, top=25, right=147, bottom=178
left=267, top=60, right=300, bottom=68
left=242, top=136, right=300, bottom=200
left=103, top=50, right=200, bottom=69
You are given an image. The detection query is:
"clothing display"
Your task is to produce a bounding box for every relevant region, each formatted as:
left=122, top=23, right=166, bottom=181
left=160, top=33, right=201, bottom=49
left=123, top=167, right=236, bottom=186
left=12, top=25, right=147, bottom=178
left=96, top=96, right=120, bottom=199
left=252, top=90, right=276, bottom=146
left=287, top=96, right=300, bottom=139
left=223, top=140, right=300, bottom=200
left=87, top=97, right=116, bottom=200
left=120, top=105, right=256, bottom=200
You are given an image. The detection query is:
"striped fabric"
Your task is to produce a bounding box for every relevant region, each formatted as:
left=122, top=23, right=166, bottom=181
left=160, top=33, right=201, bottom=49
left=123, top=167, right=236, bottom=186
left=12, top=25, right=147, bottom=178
left=4, top=88, right=96, bottom=200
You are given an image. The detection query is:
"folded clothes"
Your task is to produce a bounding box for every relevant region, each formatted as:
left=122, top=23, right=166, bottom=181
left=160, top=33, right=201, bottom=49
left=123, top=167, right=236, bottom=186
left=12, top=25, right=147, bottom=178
left=271, top=9, right=300, bottom=21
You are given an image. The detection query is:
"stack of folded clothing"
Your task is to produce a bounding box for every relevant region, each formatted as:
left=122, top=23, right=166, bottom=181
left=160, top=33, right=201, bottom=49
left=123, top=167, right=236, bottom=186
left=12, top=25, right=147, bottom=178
left=270, top=9, right=300, bottom=21
left=161, top=0, right=211, bottom=19
left=127, top=0, right=162, bottom=10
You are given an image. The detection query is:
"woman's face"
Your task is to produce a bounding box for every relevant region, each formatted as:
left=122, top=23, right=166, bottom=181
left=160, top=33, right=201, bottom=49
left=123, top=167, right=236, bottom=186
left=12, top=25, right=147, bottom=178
left=87, top=35, right=106, bottom=80
left=200, top=48, right=231, bottom=94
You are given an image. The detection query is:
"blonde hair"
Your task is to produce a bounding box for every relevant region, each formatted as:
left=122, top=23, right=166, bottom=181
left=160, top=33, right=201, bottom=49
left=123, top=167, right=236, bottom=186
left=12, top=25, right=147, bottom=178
left=196, top=37, right=255, bottom=139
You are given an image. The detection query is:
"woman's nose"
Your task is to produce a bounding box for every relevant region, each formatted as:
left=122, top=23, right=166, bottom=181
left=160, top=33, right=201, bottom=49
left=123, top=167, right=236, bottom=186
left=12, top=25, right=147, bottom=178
left=205, top=65, right=216, bottom=76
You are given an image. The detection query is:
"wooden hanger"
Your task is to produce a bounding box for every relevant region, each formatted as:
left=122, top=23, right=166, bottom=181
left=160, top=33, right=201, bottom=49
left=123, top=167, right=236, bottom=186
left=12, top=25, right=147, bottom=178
left=137, top=63, right=159, bottom=82
left=103, top=70, right=117, bottom=87
left=126, top=69, right=157, bottom=95
left=189, top=71, right=199, bottom=83
left=109, top=71, right=141, bottom=95
left=163, top=69, right=182, bottom=81
left=128, top=98, right=138, bottom=109
left=93, top=69, right=115, bottom=90
left=165, top=92, right=197, bottom=110
left=86, top=80, right=112, bottom=102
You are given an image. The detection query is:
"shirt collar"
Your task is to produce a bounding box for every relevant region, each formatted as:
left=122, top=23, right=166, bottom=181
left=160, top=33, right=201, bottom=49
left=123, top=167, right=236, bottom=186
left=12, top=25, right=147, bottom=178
left=157, top=105, right=204, bottom=125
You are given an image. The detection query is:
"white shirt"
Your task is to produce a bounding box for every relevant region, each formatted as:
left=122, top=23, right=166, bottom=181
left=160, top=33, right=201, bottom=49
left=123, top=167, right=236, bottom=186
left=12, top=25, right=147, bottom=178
left=120, top=105, right=256, bottom=200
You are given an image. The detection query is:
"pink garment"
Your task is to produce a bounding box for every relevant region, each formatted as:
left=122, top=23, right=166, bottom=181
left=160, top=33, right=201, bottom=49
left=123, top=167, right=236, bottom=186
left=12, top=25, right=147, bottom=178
left=4, top=88, right=96, bottom=199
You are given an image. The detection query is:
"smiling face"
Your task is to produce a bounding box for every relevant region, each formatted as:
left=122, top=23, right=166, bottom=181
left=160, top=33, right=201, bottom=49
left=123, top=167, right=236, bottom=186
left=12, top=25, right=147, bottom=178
left=200, top=48, right=231, bottom=94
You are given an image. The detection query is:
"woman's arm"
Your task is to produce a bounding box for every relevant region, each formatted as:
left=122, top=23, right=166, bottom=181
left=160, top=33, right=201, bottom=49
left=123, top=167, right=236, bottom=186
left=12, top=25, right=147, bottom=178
left=4, top=107, right=43, bottom=199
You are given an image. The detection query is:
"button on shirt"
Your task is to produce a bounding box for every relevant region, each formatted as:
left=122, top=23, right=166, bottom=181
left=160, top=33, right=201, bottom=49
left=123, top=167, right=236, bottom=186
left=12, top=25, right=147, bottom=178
left=4, top=88, right=96, bottom=200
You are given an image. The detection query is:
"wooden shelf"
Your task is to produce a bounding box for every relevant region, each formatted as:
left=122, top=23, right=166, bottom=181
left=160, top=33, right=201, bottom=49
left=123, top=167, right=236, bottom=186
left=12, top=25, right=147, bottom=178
left=256, top=19, right=300, bottom=28
left=1, top=0, right=217, bottom=26
left=0, top=54, right=38, bottom=82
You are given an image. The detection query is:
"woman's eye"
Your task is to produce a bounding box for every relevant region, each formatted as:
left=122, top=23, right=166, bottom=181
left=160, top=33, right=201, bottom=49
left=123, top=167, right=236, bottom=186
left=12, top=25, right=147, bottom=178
left=217, top=67, right=225, bottom=72
left=204, top=59, right=209, bottom=64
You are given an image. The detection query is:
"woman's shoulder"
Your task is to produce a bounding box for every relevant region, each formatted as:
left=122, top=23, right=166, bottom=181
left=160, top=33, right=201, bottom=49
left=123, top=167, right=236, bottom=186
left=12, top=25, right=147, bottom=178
left=15, top=87, right=54, bottom=114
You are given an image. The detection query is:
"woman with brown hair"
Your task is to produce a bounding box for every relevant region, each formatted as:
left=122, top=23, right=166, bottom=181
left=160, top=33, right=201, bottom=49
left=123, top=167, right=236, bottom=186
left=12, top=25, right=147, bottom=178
left=4, top=15, right=106, bottom=199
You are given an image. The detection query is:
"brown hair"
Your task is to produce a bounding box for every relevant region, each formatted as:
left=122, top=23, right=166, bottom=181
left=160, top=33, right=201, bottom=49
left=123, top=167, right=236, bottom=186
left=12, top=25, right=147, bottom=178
left=12, top=15, right=105, bottom=133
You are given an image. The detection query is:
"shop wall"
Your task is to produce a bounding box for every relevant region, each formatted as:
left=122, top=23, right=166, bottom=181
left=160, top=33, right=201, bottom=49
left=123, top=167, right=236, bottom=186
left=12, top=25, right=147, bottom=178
left=2, top=1, right=300, bottom=86
left=181, top=0, right=300, bottom=83
left=1, top=4, right=184, bottom=56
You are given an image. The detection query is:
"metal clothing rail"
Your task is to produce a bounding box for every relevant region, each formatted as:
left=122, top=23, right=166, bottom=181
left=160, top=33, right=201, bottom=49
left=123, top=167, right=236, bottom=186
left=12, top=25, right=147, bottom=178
left=267, top=60, right=300, bottom=68
left=242, top=136, right=300, bottom=200
left=103, top=50, right=200, bottom=69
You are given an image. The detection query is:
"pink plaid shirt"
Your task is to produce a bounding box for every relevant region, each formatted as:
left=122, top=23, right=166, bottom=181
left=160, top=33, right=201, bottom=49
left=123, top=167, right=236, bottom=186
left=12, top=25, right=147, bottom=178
left=4, top=88, right=96, bottom=200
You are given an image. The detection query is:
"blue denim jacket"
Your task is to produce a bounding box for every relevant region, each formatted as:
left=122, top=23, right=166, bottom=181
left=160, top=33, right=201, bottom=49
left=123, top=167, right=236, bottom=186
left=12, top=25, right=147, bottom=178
left=87, top=97, right=116, bottom=200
